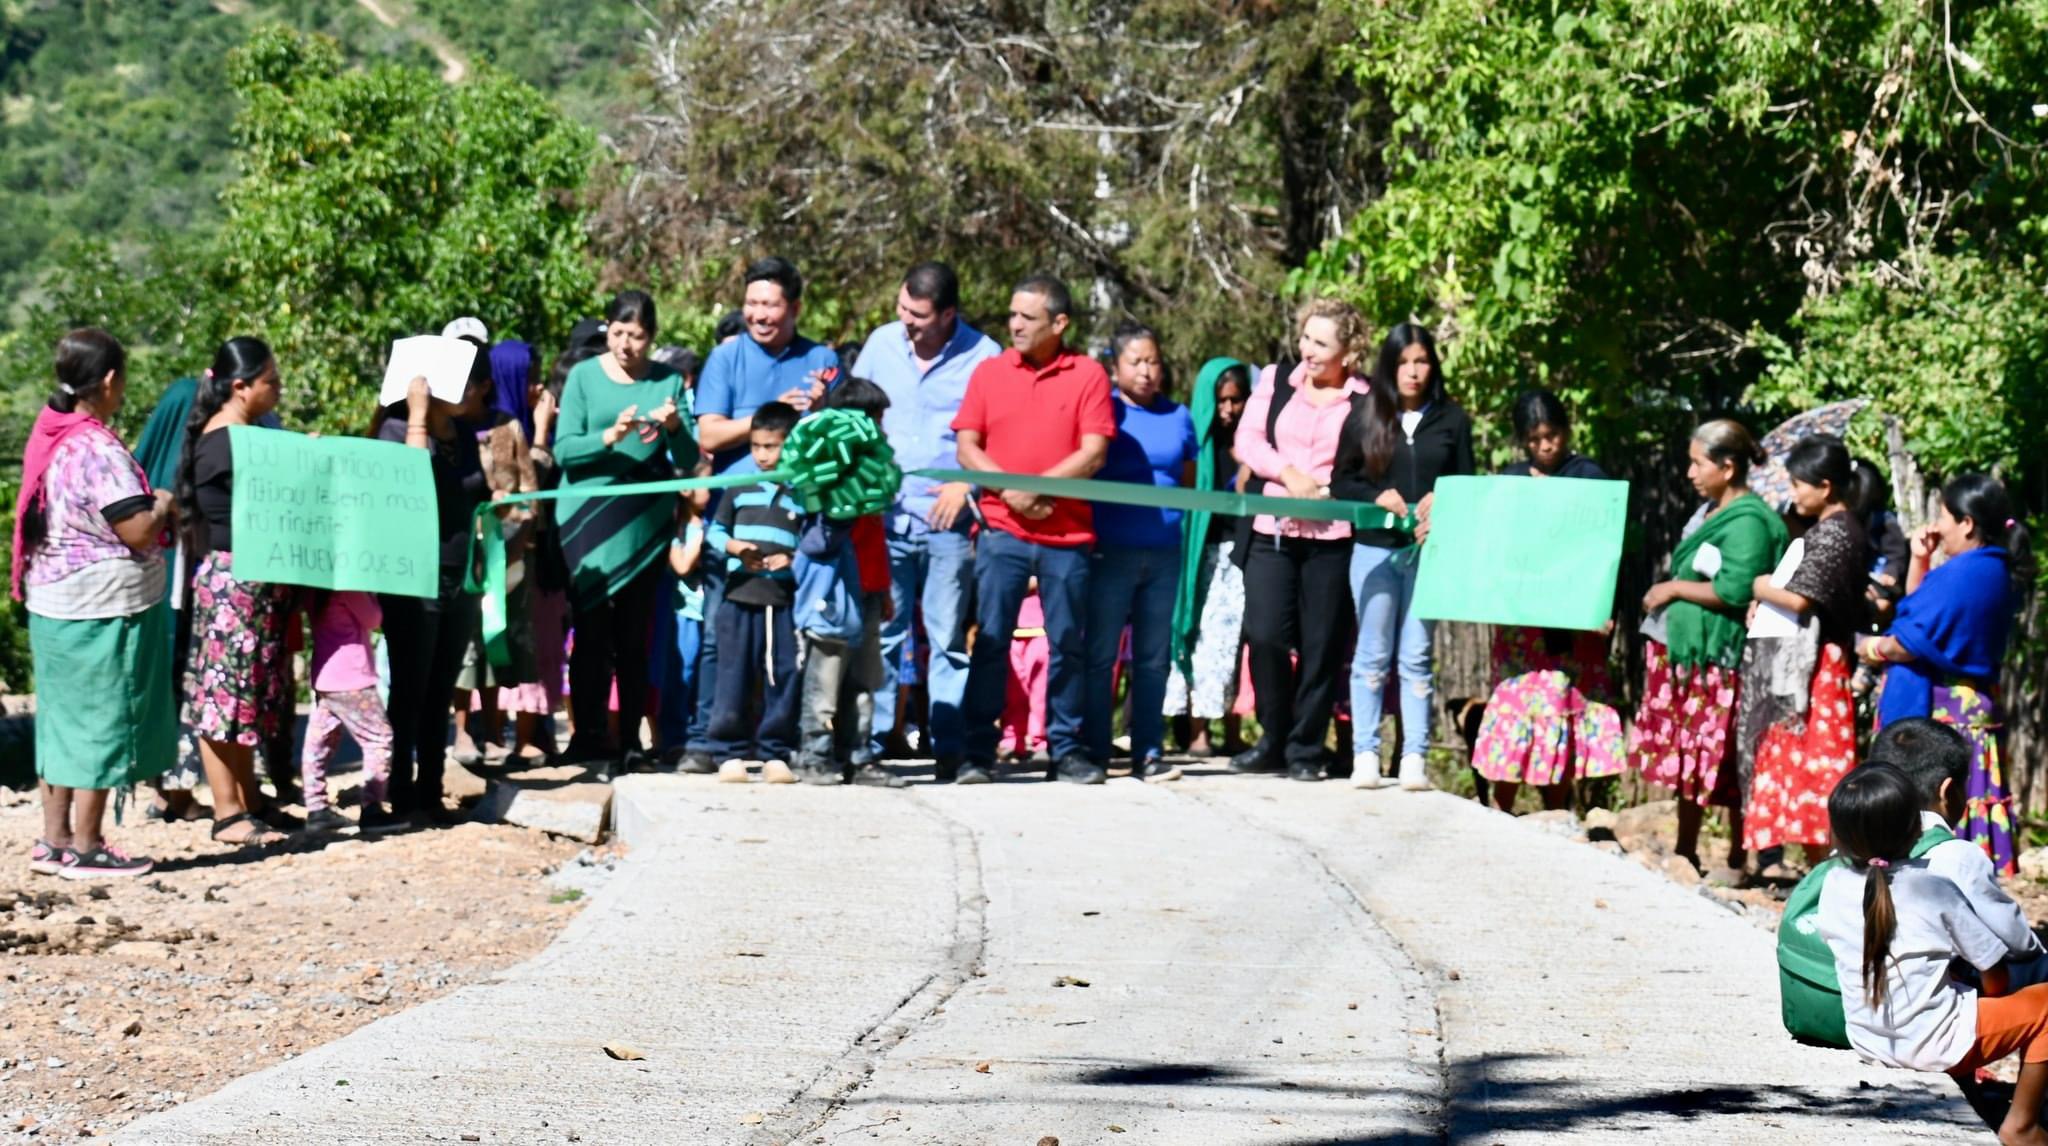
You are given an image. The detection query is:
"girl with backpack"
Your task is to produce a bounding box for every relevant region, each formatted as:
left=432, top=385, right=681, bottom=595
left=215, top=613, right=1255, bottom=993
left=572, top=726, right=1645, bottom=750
left=1814, top=763, right=2048, bottom=1146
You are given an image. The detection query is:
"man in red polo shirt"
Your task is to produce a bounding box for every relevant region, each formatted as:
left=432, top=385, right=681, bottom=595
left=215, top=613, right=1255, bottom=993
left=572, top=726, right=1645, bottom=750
left=951, top=274, right=1115, bottom=784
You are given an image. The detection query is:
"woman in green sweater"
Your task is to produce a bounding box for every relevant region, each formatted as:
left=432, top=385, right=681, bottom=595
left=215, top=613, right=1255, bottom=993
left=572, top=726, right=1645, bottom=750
left=555, top=291, right=698, bottom=769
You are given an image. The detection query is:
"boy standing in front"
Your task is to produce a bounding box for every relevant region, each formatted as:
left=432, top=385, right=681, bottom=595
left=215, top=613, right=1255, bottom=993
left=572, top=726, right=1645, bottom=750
left=705, top=402, right=803, bottom=782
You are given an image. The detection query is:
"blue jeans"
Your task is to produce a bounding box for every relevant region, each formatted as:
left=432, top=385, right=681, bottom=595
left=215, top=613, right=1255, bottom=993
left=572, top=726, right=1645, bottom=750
left=683, top=560, right=726, bottom=755
left=963, top=529, right=1090, bottom=764
left=870, top=525, right=975, bottom=760
left=1349, top=543, right=1433, bottom=756
left=1084, top=545, right=1177, bottom=763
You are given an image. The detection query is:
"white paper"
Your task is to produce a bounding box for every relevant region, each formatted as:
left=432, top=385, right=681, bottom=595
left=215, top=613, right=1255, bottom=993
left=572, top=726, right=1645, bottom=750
left=1692, top=542, right=1723, bottom=579
left=1747, top=538, right=1807, bottom=639
left=378, top=336, right=478, bottom=406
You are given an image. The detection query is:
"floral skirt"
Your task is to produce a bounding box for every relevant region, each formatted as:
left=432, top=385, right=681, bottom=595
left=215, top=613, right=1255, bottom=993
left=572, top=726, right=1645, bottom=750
left=1165, top=540, right=1246, bottom=720
left=1743, top=643, right=1856, bottom=851
left=1472, top=669, right=1624, bottom=786
left=1630, top=639, right=1739, bottom=806
left=182, top=550, right=293, bottom=747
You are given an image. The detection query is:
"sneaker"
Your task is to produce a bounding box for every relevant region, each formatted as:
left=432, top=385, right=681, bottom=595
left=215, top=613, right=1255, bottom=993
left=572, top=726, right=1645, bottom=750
left=358, top=805, right=408, bottom=835
left=305, top=807, right=354, bottom=834
left=1136, top=757, right=1182, bottom=783
left=58, top=843, right=154, bottom=880
left=1051, top=755, right=1108, bottom=785
left=1351, top=754, right=1392, bottom=789
left=1227, top=746, right=1284, bottom=775
left=1288, top=760, right=1324, bottom=783
left=1398, top=752, right=1432, bottom=791
left=717, top=759, right=752, bottom=784
left=954, top=761, right=994, bottom=785
left=29, top=840, right=64, bottom=876
left=848, top=763, right=907, bottom=788
left=761, top=760, right=797, bottom=784
left=676, top=750, right=718, bottom=775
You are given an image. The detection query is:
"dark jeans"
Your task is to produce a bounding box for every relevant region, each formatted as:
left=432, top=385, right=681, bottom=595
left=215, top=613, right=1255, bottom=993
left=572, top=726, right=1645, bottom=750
left=1084, top=545, right=1178, bottom=763
left=704, top=597, right=799, bottom=762
left=962, top=529, right=1090, bottom=765
left=1241, top=534, right=1355, bottom=767
left=683, top=560, right=726, bottom=755
left=379, top=579, right=479, bottom=813
left=568, top=563, right=663, bottom=760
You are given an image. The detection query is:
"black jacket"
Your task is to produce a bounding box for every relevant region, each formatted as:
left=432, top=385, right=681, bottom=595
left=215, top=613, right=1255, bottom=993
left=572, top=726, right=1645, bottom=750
left=1330, top=401, right=1475, bottom=548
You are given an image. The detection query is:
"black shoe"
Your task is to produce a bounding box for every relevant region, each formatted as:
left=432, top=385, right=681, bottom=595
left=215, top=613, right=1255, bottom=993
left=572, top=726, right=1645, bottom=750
left=1288, top=760, right=1324, bottom=782
left=1227, top=747, right=1284, bottom=774
left=1051, top=755, right=1108, bottom=785
left=675, top=749, right=717, bottom=775
left=358, top=805, right=408, bottom=835
left=954, top=762, right=994, bottom=785
left=614, top=749, right=654, bottom=777
left=305, top=807, right=353, bottom=834
left=414, top=803, right=465, bottom=828
left=848, top=763, right=908, bottom=788
left=1136, top=756, right=1183, bottom=783
left=934, top=755, right=964, bottom=784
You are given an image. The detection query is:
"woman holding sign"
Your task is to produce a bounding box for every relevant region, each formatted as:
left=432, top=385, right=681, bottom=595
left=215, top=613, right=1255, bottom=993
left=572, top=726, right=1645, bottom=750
left=14, top=329, right=177, bottom=877
left=1859, top=474, right=2028, bottom=875
left=1630, top=419, right=1787, bottom=877
left=176, top=337, right=295, bottom=849
left=555, top=291, right=697, bottom=770
left=1330, top=323, right=1473, bottom=792
left=1737, top=434, right=1866, bottom=861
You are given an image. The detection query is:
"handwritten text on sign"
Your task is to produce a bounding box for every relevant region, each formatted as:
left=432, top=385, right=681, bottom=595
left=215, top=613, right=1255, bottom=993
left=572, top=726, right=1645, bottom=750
left=227, top=426, right=438, bottom=598
left=1410, top=474, right=1629, bottom=631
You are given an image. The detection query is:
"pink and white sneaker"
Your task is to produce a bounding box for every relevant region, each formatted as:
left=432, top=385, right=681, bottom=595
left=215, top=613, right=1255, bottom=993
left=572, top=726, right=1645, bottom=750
left=58, top=842, right=154, bottom=880
left=29, top=839, right=65, bottom=876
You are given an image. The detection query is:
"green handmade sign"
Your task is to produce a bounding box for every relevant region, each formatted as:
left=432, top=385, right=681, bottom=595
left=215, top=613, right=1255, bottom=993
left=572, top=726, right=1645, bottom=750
left=1410, top=475, right=1628, bottom=631
left=228, top=426, right=438, bottom=598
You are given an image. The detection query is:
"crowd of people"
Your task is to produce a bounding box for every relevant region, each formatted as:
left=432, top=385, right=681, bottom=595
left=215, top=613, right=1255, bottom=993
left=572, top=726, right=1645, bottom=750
left=8, top=256, right=2029, bottom=896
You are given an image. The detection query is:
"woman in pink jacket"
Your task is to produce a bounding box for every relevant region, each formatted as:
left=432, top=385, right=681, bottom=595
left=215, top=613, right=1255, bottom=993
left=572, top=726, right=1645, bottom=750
left=1229, top=299, right=1374, bottom=782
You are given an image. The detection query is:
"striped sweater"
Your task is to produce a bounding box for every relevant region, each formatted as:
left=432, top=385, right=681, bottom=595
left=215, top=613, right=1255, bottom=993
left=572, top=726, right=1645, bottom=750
left=708, top=478, right=802, bottom=607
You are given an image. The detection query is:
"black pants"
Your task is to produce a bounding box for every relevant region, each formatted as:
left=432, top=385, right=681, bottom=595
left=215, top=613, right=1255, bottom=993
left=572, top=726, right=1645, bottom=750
left=705, top=597, right=800, bottom=762
left=1241, top=535, right=1355, bottom=766
left=379, top=579, right=479, bottom=814
left=568, top=563, right=662, bottom=760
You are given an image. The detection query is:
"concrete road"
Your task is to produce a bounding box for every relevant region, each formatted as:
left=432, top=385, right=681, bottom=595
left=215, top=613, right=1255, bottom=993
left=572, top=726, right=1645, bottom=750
left=119, top=767, right=1987, bottom=1145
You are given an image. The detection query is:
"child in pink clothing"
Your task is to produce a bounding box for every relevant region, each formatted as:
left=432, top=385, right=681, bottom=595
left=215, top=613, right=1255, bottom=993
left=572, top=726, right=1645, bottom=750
left=1001, top=587, right=1050, bottom=759
left=303, top=591, right=396, bottom=832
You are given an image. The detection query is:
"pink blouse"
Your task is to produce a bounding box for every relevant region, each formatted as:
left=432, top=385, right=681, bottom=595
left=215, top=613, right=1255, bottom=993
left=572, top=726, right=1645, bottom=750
left=310, top=590, right=382, bottom=694
left=1232, top=363, right=1369, bottom=541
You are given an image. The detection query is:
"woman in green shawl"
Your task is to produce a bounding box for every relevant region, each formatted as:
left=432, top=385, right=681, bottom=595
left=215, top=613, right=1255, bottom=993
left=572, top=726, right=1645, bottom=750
left=554, top=290, right=697, bottom=769
left=1165, top=357, right=1253, bottom=756
left=1630, top=418, right=1788, bottom=876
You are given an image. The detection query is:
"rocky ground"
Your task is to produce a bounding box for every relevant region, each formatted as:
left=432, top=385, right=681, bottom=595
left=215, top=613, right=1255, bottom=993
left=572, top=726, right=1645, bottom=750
left=0, top=779, right=605, bottom=1141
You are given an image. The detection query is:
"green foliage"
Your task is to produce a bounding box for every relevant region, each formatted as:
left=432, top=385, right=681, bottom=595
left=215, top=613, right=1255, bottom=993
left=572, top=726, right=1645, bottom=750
left=215, top=26, right=599, bottom=432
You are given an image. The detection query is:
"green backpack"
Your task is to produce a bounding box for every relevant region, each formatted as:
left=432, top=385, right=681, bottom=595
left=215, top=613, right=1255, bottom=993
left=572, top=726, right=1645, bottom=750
left=1777, top=824, right=1954, bottom=1047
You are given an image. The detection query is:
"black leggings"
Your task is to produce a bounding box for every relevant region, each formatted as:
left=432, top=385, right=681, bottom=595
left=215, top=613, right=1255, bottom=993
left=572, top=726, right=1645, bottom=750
left=568, top=563, right=663, bottom=760
left=1240, top=534, right=1356, bottom=766
left=379, top=581, right=478, bottom=813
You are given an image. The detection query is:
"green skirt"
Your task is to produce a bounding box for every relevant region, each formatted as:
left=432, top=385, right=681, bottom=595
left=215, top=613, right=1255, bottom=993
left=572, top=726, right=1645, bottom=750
left=29, top=602, right=176, bottom=790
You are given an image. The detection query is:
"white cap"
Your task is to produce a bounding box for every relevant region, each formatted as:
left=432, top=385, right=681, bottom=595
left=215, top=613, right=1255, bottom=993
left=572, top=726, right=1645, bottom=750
left=441, top=316, right=489, bottom=343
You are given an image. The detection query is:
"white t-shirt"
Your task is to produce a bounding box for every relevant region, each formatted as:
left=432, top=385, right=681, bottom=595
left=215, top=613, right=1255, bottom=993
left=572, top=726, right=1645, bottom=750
left=1922, top=811, right=2045, bottom=960
left=1817, top=860, right=2009, bottom=1071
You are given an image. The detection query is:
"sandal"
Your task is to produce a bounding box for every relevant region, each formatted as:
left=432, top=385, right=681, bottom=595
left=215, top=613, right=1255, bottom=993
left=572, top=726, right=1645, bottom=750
left=210, top=812, right=288, bottom=849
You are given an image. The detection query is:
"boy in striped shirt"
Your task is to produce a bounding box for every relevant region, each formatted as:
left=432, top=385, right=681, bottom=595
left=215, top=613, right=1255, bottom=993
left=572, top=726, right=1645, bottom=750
left=705, top=401, right=803, bottom=781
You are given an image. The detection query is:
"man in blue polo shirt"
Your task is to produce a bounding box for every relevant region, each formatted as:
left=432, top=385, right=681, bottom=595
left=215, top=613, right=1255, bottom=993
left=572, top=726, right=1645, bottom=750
left=674, top=256, right=838, bottom=772
left=694, top=256, right=840, bottom=472
left=851, top=261, right=1001, bottom=776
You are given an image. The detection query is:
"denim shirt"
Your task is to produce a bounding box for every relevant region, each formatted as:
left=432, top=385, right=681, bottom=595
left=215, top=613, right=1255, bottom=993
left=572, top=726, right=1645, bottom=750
left=853, top=318, right=1001, bottom=536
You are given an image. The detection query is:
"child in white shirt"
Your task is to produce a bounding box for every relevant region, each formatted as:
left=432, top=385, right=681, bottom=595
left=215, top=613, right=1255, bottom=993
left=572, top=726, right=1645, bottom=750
left=1816, top=763, right=2048, bottom=1146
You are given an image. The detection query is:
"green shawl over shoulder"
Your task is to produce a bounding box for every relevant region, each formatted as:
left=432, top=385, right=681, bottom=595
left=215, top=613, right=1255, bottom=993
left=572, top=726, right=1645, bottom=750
left=1171, top=356, right=1245, bottom=675
left=1663, top=491, right=1788, bottom=669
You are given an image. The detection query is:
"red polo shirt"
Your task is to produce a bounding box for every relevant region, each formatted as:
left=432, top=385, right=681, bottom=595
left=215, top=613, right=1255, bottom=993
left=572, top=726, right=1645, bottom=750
left=952, top=347, right=1117, bottom=547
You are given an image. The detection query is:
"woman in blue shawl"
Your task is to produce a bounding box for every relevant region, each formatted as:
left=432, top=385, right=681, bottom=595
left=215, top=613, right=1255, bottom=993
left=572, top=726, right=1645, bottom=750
left=1859, top=474, right=2026, bottom=875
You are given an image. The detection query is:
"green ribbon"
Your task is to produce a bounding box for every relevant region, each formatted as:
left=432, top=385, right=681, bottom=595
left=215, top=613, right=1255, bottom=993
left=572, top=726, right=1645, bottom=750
left=466, top=409, right=1414, bottom=661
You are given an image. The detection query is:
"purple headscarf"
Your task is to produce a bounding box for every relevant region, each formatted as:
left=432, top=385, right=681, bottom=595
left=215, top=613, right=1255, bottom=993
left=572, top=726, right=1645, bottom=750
left=489, top=340, right=536, bottom=440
